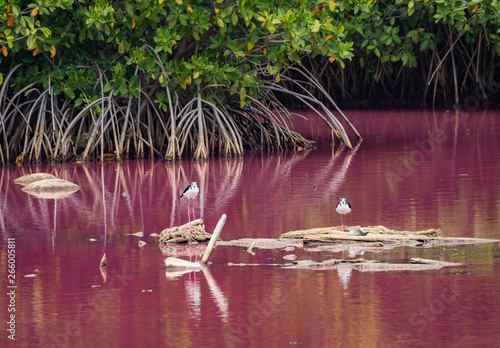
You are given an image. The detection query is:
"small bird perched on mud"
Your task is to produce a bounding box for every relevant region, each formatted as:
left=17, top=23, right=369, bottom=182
left=348, top=227, right=368, bottom=236
left=336, top=197, right=351, bottom=232
left=180, top=181, right=200, bottom=224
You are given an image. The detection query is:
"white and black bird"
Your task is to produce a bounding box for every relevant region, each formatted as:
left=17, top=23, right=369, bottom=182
left=180, top=181, right=200, bottom=224
left=336, top=197, right=351, bottom=232
left=348, top=227, right=368, bottom=236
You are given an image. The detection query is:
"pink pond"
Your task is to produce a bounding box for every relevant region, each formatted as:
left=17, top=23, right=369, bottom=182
left=1, top=109, right=500, bottom=347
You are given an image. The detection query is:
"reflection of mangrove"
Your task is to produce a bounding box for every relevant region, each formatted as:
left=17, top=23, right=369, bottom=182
left=2, top=140, right=358, bottom=237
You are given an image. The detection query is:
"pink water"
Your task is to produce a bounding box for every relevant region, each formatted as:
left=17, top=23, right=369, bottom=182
left=1, top=110, right=500, bottom=347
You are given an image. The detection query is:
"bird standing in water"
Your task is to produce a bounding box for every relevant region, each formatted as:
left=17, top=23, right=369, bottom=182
left=336, top=197, right=351, bottom=232
left=180, top=181, right=200, bottom=225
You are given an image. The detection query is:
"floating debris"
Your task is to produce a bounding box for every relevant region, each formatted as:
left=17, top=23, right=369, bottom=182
left=141, top=289, right=153, bottom=292
left=149, top=233, right=159, bottom=237
left=24, top=274, right=37, bottom=278
left=283, top=254, right=297, bottom=261
left=89, top=238, right=97, bottom=242
left=129, top=231, right=144, bottom=237
left=138, top=241, right=146, bottom=247
left=91, top=285, right=101, bottom=288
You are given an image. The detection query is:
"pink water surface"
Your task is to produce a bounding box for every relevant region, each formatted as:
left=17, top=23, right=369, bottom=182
left=1, top=109, right=499, bottom=347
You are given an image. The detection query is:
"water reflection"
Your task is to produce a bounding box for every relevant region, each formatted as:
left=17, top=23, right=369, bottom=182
left=165, top=268, right=228, bottom=322
left=2, top=139, right=359, bottom=242
left=1, top=110, right=499, bottom=347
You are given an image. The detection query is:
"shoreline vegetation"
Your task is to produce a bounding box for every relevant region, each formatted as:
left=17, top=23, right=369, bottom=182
left=1, top=1, right=499, bottom=164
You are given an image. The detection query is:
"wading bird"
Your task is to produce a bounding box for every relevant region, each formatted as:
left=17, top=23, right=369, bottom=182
left=180, top=181, right=200, bottom=225
left=336, top=197, right=351, bottom=232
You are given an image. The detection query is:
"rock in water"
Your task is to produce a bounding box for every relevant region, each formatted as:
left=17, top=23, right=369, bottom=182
left=21, top=178, right=80, bottom=191
left=20, top=178, right=80, bottom=199
left=14, top=173, right=57, bottom=185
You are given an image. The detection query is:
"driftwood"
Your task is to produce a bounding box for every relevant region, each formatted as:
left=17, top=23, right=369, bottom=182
left=200, top=214, right=226, bottom=264
left=158, top=219, right=212, bottom=243
left=164, top=214, right=226, bottom=268
left=14, top=173, right=57, bottom=185
left=280, top=225, right=498, bottom=248
left=286, top=258, right=462, bottom=272
left=99, top=253, right=107, bottom=267
left=281, top=225, right=442, bottom=239
left=217, top=238, right=303, bottom=250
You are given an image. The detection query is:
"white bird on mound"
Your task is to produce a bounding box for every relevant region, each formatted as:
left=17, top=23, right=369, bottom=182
left=180, top=181, right=200, bottom=225
left=336, top=197, right=351, bottom=232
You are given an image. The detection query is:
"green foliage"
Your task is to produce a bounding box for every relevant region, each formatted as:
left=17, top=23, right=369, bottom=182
left=1, top=0, right=499, bottom=104
left=0, top=0, right=370, bottom=101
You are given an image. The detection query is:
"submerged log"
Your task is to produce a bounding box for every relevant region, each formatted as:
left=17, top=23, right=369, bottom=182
left=287, top=258, right=462, bottom=272
left=158, top=219, right=212, bottom=243
left=217, top=238, right=303, bottom=250
left=164, top=257, right=205, bottom=269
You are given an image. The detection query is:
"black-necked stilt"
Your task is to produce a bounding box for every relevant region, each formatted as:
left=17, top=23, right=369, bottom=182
left=180, top=181, right=199, bottom=225
left=336, top=197, right=351, bottom=232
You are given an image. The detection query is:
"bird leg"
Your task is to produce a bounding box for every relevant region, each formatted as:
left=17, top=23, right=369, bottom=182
left=192, top=199, right=196, bottom=225
left=341, top=216, right=344, bottom=232
left=187, top=200, right=192, bottom=230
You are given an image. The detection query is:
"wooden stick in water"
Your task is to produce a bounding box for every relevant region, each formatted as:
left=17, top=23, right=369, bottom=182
left=200, top=214, right=226, bottom=264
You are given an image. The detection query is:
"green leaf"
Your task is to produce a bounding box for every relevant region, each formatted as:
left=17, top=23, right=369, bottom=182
left=27, top=35, right=36, bottom=49
left=311, top=20, right=321, bottom=33
left=64, top=87, right=75, bottom=99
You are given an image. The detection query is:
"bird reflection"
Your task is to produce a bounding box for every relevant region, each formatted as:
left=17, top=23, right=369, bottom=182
left=184, top=275, right=201, bottom=320
left=336, top=264, right=352, bottom=293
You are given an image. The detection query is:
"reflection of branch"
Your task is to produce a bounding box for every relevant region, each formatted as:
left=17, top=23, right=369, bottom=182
left=212, top=158, right=244, bottom=210
left=311, top=141, right=361, bottom=197
left=202, top=268, right=229, bottom=321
